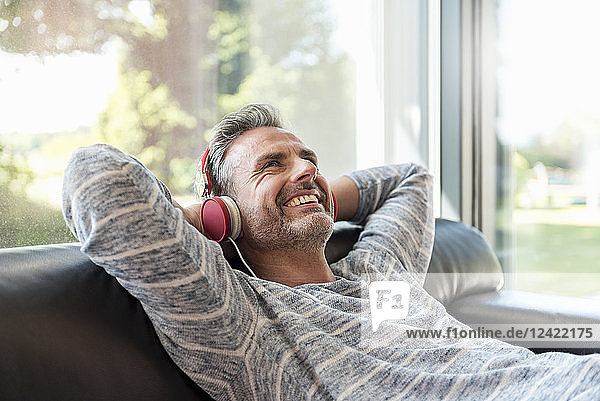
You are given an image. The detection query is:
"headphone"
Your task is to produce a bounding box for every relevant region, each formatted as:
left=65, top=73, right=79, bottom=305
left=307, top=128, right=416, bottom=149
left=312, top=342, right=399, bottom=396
left=197, top=146, right=338, bottom=243
left=197, top=147, right=242, bottom=242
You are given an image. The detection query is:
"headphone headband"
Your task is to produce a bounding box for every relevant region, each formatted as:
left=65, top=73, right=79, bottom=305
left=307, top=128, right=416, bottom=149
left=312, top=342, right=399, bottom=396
left=199, top=146, right=212, bottom=197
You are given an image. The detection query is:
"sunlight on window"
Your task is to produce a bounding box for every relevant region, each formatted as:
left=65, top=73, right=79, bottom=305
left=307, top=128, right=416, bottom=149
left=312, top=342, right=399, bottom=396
left=0, top=0, right=361, bottom=248
left=128, top=0, right=155, bottom=27
left=496, top=0, right=600, bottom=296
left=0, top=50, right=118, bottom=135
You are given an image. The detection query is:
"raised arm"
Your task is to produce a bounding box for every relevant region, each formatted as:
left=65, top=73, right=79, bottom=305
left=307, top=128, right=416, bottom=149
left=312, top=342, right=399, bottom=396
left=61, top=144, right=256, bottom=382
left=340, top=164, right=434, bottom=285
left=330, top=175, right=360, bottom=222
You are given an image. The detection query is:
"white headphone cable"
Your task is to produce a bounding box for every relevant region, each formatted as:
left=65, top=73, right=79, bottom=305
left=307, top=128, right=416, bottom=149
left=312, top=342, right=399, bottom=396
left=227, top=237, right=258, bottom=278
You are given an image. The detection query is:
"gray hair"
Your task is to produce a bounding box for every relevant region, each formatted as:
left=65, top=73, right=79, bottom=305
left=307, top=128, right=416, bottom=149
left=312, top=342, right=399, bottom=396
left=195, top=104, right=284, bottom=197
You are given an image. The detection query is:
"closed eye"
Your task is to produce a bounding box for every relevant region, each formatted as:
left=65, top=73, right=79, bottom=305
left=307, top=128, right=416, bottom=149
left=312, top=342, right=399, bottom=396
left=262, top=160, right=281, bottom=169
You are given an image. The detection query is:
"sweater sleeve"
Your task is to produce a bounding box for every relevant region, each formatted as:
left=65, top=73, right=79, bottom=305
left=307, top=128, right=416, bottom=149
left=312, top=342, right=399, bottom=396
left=345, top=164, right=434, bottom=285
left=61, top=144, right=256, bottom=381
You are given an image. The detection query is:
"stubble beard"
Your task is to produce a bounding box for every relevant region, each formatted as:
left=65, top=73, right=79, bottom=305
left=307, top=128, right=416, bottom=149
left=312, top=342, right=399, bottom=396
left=245, top=202, right=334, bottom=253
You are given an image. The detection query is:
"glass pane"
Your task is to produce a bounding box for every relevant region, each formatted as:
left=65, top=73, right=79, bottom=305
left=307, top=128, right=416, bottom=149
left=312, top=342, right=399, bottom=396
left=495, top=0, right=600, bottom=297
left=0, top=0, right=428, bottom=248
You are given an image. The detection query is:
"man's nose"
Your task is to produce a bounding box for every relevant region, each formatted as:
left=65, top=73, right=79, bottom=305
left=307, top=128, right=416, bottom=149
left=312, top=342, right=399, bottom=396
left=290, top=158, right=317, bottom=183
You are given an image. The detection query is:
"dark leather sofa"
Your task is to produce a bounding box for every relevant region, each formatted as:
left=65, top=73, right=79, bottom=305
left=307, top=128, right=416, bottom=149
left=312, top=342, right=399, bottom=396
left=1, top=219, right=599, bottom=401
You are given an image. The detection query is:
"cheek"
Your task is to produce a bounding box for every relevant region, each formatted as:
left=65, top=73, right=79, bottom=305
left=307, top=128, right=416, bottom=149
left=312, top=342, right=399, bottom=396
left=261, top=177, right=287, bottom=202
left=238, top=190, right=278, bottom=217
left=253, top=187, right=275, bottom=207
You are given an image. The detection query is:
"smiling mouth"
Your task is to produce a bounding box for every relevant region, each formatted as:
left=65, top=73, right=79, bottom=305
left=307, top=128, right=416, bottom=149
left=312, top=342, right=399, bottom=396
left=284, top=194, right=320, bottom=207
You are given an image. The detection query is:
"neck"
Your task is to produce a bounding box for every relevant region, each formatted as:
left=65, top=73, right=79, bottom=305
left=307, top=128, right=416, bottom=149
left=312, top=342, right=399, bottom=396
left=239, top=243, right=335, bottom=287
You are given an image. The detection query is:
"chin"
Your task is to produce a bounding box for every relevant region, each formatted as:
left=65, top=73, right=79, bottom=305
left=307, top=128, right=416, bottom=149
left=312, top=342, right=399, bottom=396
left=248, top=211, right=334, bottom=252
left=286, top=213, right=333, bottom=252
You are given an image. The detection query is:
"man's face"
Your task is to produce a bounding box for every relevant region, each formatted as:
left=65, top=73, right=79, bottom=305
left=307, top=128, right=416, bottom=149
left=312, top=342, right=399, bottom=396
left=224, top=127, right=334, bottom=252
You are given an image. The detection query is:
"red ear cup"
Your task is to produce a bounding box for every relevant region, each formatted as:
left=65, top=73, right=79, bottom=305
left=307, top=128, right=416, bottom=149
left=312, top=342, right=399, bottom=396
left=200, top=196, right=242, bottom=242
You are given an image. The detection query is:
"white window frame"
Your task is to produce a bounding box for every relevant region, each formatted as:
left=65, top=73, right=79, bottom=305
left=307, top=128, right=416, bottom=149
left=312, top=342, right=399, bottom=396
left=355, top=0, right=442, bottom=218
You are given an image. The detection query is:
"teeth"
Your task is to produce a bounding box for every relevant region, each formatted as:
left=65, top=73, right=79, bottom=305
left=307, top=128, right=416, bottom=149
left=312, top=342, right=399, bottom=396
left=287, top=194, right=318, bottom=206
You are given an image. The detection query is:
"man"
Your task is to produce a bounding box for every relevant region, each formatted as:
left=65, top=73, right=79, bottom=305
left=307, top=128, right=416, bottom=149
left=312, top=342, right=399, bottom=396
left=63, top=104, right=600, bottom=400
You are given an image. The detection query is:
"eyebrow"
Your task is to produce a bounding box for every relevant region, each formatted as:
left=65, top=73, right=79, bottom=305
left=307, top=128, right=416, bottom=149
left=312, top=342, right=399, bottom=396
left=299, top=148, right=318, bottom=163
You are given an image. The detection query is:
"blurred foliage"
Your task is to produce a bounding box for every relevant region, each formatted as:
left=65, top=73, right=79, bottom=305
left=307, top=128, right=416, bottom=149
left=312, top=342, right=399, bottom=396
left=0, top=0, right=354, bottom=248
left=210, top=0, right=355, bottom=177
left=0, top=0, right=169, bottom=53
left=97, top=66, right=197, bottom=192
left=514, top=217, right=600, bottom=296
left=0, top=185, right=75, bottom=247
left=0, top=143, right=33, bottom=193
left=1, top=0, right=353, bottom=178
left=209, top=9, right=249, bottom=95
left=0, top=0, right=212, bottom=191
left=518, top=113, right=600, bottom=170
left=0, top=145, right=75, bottom=247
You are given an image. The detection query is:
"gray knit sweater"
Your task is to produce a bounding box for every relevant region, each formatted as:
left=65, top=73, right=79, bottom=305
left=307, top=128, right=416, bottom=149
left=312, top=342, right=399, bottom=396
left=62, top=144, right=600, bottom=401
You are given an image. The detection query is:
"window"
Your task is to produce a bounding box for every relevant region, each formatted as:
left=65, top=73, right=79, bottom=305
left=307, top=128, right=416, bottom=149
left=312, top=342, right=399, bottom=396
left=494, top=0, right=600, bottom=297
left=440, top=0, right=600, bottom=297
left=0, top=0, right=435, bottom=248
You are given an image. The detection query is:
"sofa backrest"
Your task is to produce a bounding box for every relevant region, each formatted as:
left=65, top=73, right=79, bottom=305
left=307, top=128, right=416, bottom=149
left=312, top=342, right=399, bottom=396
left=0, top=218, right=502, bottom=401
left=0, top=243, right=212, bottom=401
